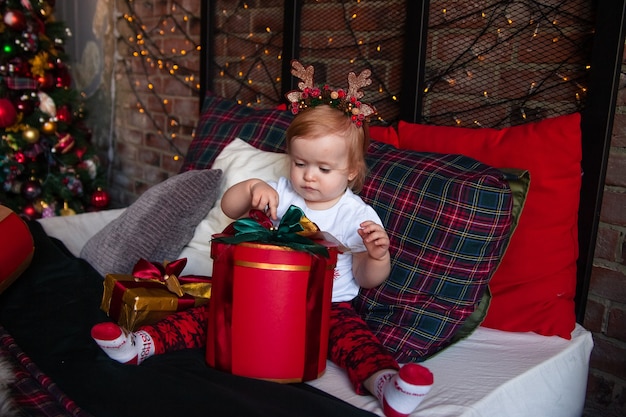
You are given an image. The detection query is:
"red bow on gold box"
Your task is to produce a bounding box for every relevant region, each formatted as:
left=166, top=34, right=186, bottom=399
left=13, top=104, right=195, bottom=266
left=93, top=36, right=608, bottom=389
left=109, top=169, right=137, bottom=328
left=100, top=258, right=212, bottom=331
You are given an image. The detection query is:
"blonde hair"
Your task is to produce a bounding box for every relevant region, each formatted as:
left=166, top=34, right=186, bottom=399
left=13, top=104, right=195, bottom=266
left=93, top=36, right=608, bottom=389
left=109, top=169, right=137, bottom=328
left=285, top=105, right=370, bottom=193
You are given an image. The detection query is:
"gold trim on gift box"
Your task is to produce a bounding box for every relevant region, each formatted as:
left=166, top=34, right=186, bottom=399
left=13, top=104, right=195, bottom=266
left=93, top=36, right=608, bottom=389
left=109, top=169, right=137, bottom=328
left=239, top=242, right=297, bottom=251
left=234, top=260, right=311, bottom=272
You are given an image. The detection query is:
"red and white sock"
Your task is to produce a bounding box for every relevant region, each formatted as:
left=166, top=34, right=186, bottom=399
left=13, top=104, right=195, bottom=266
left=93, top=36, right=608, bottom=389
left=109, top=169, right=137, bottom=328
left=375, top=364, right=433, bottom=417
left=91, top=322, right=155, bottom=365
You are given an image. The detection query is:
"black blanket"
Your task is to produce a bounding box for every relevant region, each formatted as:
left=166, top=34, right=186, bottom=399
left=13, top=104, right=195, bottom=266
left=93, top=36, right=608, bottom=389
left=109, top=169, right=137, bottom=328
left=0, top=221, right=376, bottom=417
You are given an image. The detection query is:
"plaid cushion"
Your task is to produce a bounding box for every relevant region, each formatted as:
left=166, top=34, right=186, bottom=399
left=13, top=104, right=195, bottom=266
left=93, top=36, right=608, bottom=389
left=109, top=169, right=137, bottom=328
left=183, top=95, right=514, bottom=362
left=353, top=142, right=513, bottom=362
left=181, top=92, right=292, bottom=172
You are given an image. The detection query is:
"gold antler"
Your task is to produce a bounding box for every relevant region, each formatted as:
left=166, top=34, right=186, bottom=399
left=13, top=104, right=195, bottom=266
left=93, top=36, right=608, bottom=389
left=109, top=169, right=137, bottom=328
left=286, top=60, right=314, bottom=103
left=346, top=69, right=372, bottom=100
left=347, top=69, right=376, bottom=117
left=291, top=60, right=315, bottom=90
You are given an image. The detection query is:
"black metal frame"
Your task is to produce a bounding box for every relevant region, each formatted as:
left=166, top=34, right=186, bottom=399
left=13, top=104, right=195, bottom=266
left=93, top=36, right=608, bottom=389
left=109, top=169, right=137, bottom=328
left=199, top=0, right=625, bottom=323
left=576, top=0, right=626, bottom=322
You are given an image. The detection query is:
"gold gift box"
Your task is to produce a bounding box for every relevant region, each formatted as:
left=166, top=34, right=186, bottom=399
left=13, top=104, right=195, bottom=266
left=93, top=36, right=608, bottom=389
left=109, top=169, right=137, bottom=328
left=101, top=274, right=212, bottom=331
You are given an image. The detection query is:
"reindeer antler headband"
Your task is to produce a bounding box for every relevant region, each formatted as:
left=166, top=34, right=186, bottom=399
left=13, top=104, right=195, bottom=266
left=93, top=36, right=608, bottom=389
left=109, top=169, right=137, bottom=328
left=285, top=60, right=376, bottom=127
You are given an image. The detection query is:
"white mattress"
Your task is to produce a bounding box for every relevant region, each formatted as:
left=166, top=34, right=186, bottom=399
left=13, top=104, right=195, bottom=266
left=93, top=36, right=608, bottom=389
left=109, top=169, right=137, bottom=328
left=38, top=211, right=594, bottom=417
left=308, top=324, right=593, bottom=417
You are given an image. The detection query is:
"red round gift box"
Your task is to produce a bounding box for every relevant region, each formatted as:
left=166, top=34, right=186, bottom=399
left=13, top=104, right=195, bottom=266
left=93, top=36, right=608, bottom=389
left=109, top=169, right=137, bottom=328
left=207, top=239, right=338, bottom=383
left=0, top=205, right=34, bottom=294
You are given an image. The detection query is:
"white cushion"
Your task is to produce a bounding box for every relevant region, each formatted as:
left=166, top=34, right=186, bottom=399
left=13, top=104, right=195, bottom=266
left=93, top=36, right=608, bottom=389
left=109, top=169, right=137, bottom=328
left=38, top=208, right=126, bottom=257
left=179, top=138, right=290, bottom=275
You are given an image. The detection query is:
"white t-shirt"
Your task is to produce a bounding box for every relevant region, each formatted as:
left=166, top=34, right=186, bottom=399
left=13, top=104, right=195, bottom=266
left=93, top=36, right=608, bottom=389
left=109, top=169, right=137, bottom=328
left=268, top=177, right=384, bottom=302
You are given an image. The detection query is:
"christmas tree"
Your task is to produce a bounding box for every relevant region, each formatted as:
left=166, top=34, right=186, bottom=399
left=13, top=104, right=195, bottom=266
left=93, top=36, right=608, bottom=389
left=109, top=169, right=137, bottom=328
left=0, top=0, right=108, bottom=218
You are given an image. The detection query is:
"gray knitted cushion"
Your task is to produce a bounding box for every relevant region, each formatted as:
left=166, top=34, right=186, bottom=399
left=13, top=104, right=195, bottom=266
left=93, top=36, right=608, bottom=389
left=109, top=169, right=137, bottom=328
left=81, top=169, right=222, bottom=276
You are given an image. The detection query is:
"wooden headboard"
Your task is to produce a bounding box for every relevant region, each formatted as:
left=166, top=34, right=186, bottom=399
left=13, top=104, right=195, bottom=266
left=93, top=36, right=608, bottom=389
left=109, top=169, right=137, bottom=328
left=198, top=1, right=625, bottom=323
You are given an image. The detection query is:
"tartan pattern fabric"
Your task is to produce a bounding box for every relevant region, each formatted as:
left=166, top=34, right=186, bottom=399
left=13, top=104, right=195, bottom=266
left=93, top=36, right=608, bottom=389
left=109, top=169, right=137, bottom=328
left=180, top=92, right=292, bottom=172
left=182, top=94, right=514, bottom=363
left=0, top=325, right=93, bottom=417
left=353, top=142, right=513, bottom=362
left=2, top=76, right=38, bottom=90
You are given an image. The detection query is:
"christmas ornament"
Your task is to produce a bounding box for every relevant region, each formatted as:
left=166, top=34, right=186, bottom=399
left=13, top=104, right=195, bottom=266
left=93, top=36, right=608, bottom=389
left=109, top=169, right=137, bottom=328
left=13, top=151, right=26, bottom=164
left=53, top=133, right=75, bottom=154
left=64, top=176, right=83, bottom=195
left=0, top=98, right=17, bottom=128
left=21, top=203, right=38, bottom=219
left=29, top=51, right=49, bottom=78
left=91, top=188, right=110, bottom=209
left=41, top=120, right=56, bottom=135
left=21, top=178, right=42, bottom=200
left=21, top=0, right=34, bottom=10
left=22, top=126, right=40, bottom=144
left=37, top=91, right=56, bottom=116
left=56, top=105, right=71, bottom=123
left=41, top=205, right=55, bottom=218
left=60, top=201, right=76, bottom=216
left=3, top=10, right=27, bottom=31
left=32, top=198, right=47, bottom=214
left=78, top=157, right=99, bottom=179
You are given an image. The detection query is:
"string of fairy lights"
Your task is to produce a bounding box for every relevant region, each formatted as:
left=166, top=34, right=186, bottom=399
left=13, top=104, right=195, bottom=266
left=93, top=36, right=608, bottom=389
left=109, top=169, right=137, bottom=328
left=422, top=1, right=593, bottom=127
left=117, top=0, right=201, bottom=159
left=117, top=0, right=593, bottom=157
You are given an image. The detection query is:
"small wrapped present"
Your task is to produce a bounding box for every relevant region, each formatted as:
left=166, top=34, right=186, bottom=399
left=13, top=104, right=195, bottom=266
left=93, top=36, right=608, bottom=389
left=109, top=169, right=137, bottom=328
left=101, top=258, right=212, bottom=331
left=206, top=206, right=341, bottom=383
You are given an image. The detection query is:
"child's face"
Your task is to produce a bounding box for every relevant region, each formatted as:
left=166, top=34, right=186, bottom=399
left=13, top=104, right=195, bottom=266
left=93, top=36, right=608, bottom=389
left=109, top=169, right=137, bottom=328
left=289, top=133, right=356, bottom=210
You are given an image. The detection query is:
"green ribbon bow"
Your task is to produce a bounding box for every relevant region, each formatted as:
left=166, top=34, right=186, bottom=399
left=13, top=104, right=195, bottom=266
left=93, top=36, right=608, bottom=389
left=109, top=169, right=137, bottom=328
left=213, top=205, right=330, bottom=258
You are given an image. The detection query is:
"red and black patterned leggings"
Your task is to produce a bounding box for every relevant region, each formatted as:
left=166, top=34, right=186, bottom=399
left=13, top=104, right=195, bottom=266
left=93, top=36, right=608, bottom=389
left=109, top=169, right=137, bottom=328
left=140, top=301, right=398, bottom=394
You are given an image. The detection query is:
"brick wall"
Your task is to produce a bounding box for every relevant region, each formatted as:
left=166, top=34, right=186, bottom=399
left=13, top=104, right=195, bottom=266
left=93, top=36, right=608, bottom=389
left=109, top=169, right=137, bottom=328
left=110, top=0, right=201, bottom=206
left=105, top=1, right=624, bottom=414
left=582, top=51, right=626, bottom=414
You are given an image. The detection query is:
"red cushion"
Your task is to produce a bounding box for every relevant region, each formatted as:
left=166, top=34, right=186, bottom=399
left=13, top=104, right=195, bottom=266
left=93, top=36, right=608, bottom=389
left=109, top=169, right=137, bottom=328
left=0, top=205, right=34, bottom=294
left=396, top=113, right=582, bottom=339
left=369, top=125, right=399, bottom=147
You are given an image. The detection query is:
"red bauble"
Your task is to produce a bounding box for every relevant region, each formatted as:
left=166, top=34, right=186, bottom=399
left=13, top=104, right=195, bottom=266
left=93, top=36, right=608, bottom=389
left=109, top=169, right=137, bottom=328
left=0, top=98, right=18, bottom=128
left=21, top=203, right=39, bottom=220
left=56, top=105, right=72, bottom=123
left=14, top=151, right=26, bottom=164
left=91, top=188, right=111, bottom=209
left=4, top=10, right=27, bottom=31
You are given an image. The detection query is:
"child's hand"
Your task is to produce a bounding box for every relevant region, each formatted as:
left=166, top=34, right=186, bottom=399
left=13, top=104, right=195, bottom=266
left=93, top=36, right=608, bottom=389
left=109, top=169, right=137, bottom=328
left=250, top=181, right=279, bottom=220
left=357, top=220, right=390, bottom=260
